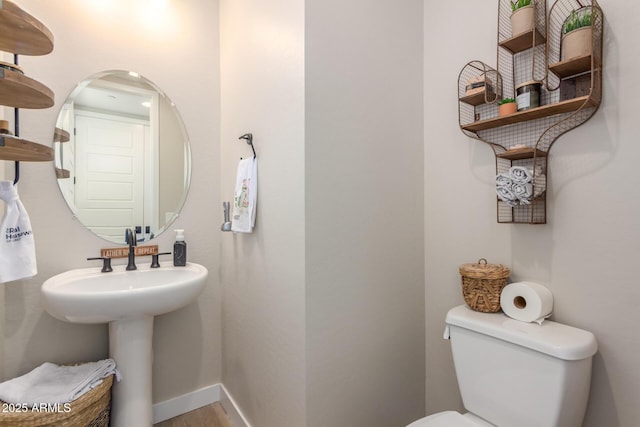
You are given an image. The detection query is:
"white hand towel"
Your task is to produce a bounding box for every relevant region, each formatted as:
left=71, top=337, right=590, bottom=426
left=512, top=182, right=533, bottom=204
left=509, top=166, right=533, bottom=183
left=0, top=181, right=37, bottom=283
left=231, top=157, right=258, bottom=233
left=0, top=359, right=120, bottom=404
left=496, top=185, right=517, bottom=207
left=495, top=173, right=512, bottom=188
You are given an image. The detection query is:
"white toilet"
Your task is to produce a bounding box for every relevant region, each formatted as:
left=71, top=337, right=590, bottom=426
left=408, top=305, right=597, bottom=427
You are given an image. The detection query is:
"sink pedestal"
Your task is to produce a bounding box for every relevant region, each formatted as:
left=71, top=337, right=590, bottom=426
left=109, top=316, right=154, bottom=427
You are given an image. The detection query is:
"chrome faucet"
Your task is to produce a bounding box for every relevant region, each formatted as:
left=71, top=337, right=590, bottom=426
left=125, top=228, right=137, bottom=270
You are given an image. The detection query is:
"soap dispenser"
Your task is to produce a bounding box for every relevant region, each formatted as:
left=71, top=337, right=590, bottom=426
left=173, top=229, right=187, bottom=266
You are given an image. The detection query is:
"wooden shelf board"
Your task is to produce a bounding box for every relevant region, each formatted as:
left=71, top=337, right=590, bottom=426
left=499, top=29, right=546, bottom=54
left=497, top=147, right=547, bottom=160
left=54, top=127, right=70, bottom=143
left=459, top=92, right=489, bottom=107
left=0, top=135, right=53, bottom=161
left=461, top=95, right=596, bottom=132
left=55, top=167, right=70, bottom=179
left=498, top=219, right=547, bottom=224
left=0, top=67, right=54, bottom=109
left=0, top=0, right=53, bottom=56
left=549, top=54, right=593, bottom=79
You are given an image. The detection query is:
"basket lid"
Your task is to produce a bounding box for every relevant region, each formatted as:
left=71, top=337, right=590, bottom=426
left=459, top=258, right=510, bottom=279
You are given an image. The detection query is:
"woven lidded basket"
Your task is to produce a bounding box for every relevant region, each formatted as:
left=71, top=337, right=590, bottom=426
left=0, top=374, right=113, bottom=427
left=459, top=258, right=510, bottom=313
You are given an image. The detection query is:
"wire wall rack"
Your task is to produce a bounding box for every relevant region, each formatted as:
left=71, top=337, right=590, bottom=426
left=457, top=0, right=603, bottom=224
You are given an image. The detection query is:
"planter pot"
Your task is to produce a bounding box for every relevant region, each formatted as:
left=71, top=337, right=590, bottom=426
left=498, top=102, right=517, bottom=117
left=562, top=26, right=592, bottom=61
left=511, top=5, right=535, bottom=37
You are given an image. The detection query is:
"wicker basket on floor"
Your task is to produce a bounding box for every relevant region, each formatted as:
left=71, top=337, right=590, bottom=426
left=0, top=374, right=113, bottom=427
left=459, top=258, right=510, bottom=313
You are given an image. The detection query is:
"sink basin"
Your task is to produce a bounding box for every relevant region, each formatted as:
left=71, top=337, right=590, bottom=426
left=42, top=262, right=208, bottom=323
left=41, top=262, right=208, bottom=427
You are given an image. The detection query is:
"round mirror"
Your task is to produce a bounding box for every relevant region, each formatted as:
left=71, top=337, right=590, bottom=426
left=53, top=70, right=191, bottom=244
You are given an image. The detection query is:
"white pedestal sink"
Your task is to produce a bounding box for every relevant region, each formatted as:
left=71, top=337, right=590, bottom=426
left=41, top=262, right=208, bottom=427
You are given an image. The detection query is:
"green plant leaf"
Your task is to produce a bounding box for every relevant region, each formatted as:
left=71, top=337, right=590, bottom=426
left=511, top=0, right=531, bottom=12
left=563, top=8, right=592, bottom=35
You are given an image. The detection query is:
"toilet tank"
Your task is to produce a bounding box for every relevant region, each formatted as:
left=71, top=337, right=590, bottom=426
left=445, top=305, right=597, bottom=427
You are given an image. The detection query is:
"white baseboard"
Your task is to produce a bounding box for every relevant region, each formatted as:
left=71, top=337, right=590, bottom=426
left=219, top=383, right=252, bottom=427
left=152, top=383, right=251, bottom=427
left=153, top=384, right=220, bottom=423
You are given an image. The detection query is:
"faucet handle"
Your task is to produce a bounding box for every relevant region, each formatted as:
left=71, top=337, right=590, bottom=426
left=151, top=252, right=172, bottom=268
left=125, top=228, right=137, bottom=246
left=87, top=257, right=113, bottom=273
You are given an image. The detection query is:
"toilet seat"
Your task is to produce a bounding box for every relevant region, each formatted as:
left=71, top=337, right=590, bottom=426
left=407, top=411, right=486, bottom=427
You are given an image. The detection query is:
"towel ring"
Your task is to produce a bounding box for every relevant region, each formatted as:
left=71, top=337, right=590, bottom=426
left=239, top=133, right=256, bottom=159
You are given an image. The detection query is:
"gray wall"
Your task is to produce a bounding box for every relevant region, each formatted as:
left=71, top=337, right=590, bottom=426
left=305, top=0, right=425, bottom=426
left=219, top=1, right=425, bottom=426
left=424, top=1, right=640, bottom=426
left=1, top=0, right=221, bottom=404
left=219, top=0, right=307, bottom=426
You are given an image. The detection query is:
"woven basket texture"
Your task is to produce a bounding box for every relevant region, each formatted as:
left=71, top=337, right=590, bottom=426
left=0, top=374, right=113, bottom=427
left=459, top=258, right=510, bottom=313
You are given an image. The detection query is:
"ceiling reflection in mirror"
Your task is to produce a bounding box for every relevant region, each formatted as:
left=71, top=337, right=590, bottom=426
left=54, top=70, right=191, bottom=244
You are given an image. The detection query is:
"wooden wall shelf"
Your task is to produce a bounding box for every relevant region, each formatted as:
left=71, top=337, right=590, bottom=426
left=0, top=0, right=53, bottom=56
left=0, top=1, right=55, bottom=168
left=548, top=54, right=593, bottom=78
left=459, top=92, right=488, bottom=107
left=54, top=127, right=70, bottom=143
left=55, top=167, right=70, bottom=179
left=0, top=67, right=54, bottom=109
left=461, top=95, right=596, bottom=132
left=0, top=135, right=54, bottom=161
left=496, top=147, right=547, bottom=160
left=499, top=29, right=546, bottom=54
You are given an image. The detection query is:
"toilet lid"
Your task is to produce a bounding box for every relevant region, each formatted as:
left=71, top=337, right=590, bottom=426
left=407, top=411, right=481, bottom=427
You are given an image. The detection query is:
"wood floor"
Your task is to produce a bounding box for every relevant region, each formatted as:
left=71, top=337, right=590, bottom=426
left=154, top=402, right=233, bottom=427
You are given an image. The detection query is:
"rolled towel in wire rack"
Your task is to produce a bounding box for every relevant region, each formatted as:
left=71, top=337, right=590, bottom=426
left=496, top=185, right=517, bottom=207
left=497, top=167, right=546, bottom=206
left=512, top=182, right=533, bottom=204
left=496, top=173, right=512, bottom=188
left=509, top=166, right=533, bottom=183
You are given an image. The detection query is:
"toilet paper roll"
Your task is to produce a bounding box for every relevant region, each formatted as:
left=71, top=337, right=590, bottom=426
left=500, top=281, right=553, bottom=324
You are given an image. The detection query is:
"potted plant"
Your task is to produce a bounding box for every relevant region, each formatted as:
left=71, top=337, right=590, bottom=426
left=498, top=98, right=517, bottom=116
left=562, top=8, right=593, bottom=61
left=510, top=0, right=534, bottom=37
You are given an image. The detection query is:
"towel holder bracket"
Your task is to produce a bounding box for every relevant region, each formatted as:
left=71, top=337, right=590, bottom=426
left=239, top=133, right=256, bottom=159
